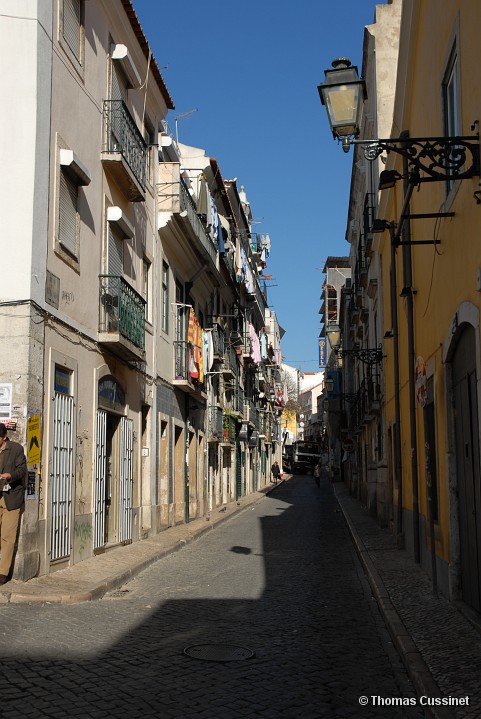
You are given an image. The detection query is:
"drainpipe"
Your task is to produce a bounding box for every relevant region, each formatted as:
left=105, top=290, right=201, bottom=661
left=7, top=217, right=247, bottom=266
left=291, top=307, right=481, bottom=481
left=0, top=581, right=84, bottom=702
left=401, top=145, right=420, bottom=564
left=389, top=223, right=403, bottom=541
left=184, top=394, right=190, bottom=524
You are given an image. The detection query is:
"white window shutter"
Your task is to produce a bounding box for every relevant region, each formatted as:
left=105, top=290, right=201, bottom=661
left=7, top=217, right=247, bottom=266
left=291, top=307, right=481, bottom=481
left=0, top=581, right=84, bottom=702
left=59, top=170, right=78, bottom=256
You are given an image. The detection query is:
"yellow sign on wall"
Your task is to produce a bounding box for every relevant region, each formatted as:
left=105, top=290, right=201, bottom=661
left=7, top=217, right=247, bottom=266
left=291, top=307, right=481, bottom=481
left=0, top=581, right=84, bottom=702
left=27, top=414, right=41, bottom=466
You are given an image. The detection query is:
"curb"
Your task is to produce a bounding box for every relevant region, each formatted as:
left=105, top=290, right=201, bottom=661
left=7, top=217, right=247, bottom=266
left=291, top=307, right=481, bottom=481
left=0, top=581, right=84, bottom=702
left=334, top=486, right=456, bottom=719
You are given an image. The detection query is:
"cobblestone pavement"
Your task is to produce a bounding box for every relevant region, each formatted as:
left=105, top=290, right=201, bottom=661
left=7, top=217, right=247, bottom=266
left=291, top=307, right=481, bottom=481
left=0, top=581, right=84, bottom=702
left=334, top=484, right=481, bottom=719
left=0, top=476, right=426, bottom=718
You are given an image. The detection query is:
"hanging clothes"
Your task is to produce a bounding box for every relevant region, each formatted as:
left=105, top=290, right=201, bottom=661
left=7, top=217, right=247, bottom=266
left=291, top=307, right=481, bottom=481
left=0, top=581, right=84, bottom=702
left=188, top=308, right=204, bottom=380
left=234, top=239, right=242, bottom=279
left=260, top=332, right=268, bottom=360
left=249, top=323, right=261, bottom=364
left=197, top=174, right=209, bottom=215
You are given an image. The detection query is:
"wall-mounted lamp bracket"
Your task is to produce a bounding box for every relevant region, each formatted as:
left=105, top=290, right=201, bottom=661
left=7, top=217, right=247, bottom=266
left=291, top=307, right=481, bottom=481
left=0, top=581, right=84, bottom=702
left=339, top=346, right=384, bottom=366
left=348, top=136, right=479, bottom=182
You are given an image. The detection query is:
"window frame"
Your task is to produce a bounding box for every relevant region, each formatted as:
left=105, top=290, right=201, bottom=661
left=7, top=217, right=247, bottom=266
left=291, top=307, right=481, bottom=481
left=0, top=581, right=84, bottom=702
left=161, top=260, right=169, bottom=334
left=442, top=30, right=461, bottom=199
left=60, top=0, right=84, bottom=73
left=55, top=143, right=90, bottom=269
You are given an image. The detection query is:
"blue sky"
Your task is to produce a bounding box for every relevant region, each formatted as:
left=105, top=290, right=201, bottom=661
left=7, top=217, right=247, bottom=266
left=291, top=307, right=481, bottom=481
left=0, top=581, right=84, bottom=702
left=133, top=0, right=385, bottom=372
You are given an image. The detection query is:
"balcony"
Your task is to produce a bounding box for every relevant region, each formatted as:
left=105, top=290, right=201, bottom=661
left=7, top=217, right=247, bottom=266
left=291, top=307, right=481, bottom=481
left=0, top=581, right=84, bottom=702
left=222, top=346, right=237, bottom=378
left=221, top=249, right=236, bottom=282
left=230, top=388, right=244, bottom=417
left=222, top=413, right=237, bottom=444
left=172, top=341, right=206, bottom=397
left=207, top=406, right=223, bottom=442
left=98, top=275, right=146, bottom=362
left=101, top=100, right=147, bottom=202
left=244, top=399, right=259, bottom=429
left=244, top=275, right=266, bottom=315
left=211, top=326, right=226, bottom=358
left=158, top=166, right=218, bottom=265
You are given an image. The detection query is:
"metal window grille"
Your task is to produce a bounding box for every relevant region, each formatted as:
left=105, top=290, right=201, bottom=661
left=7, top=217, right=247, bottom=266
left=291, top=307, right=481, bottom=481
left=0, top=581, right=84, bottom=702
left=119, top=417, right=133, bottom=543
left=50, top=393, right=74, bottom=561
left=93, top=410, right=107, bottom=549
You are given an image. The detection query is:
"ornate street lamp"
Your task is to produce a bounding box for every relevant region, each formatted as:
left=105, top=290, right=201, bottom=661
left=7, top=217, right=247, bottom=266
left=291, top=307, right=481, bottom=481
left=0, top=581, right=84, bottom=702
left=318, top=58, right=480, bottom=179
left=325, top=323, right=341, bottom=353
left=317, top=58, right=366, bottom=152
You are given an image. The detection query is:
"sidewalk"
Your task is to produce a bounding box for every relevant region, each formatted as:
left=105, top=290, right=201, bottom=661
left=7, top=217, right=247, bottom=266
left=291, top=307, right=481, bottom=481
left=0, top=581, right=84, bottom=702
left=0, top=480, right=282, bottom=605
left=334, top=481, right=481, bottom=719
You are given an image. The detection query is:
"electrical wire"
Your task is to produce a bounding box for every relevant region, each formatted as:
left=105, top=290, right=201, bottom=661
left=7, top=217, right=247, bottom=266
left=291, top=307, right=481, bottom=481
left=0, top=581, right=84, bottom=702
left=420, top=199, right=446, bottom=318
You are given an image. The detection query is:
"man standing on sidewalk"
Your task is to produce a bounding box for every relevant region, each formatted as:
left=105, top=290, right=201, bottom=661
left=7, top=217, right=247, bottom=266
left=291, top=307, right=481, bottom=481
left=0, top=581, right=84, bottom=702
left=271, top=460, right=281, bottom=484
left=0, top=423, right=27, bottom=584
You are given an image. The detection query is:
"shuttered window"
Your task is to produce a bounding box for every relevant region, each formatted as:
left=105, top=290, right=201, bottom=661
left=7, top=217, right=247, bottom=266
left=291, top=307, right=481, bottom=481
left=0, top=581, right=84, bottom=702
left=58, top=169, right=78, bottom=256
left=162, top=261, right=169, bottom=333
left=108, top=224, right=123, bottom=276
left=63, top=0, right=82, bottom=62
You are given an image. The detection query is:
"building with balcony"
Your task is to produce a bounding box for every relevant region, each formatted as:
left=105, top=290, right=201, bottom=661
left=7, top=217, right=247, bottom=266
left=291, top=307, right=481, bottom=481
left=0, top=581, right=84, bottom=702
left=1, top=0, right=173, bottom=578
left=157, top=132, right=283, bottom=522
left=1, top=0, right=284, bottom=582
left=340, top=1, right=401, bottom=523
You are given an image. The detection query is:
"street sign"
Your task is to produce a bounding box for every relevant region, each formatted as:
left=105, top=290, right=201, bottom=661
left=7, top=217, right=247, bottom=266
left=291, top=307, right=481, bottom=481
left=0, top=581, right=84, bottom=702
left=27, top=414, right=41, bottom=466
left=319, top=338, right=327, bottom=368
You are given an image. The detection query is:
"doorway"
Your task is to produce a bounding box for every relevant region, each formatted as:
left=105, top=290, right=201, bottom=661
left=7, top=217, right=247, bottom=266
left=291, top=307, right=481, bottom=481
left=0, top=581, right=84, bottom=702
left=453, top=324, right=481, bottom=613
left=94, top=410, right=134, bottom=549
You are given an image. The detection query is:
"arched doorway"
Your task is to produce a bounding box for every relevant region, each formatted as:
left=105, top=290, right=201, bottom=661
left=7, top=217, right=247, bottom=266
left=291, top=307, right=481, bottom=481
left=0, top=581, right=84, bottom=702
left=452, top=324, right=481, bottom=613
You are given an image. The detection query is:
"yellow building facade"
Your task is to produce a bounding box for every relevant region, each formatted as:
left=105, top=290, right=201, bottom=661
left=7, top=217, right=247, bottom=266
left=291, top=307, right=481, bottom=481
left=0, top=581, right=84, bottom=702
left=377, top=0, right=481, bottom=613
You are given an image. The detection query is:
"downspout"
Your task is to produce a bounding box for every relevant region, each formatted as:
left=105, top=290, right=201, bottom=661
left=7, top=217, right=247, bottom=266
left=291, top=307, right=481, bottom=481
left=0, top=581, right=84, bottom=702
left=389, top=223, right=403, bottom=542
left=401, top=143, right=420, bottom=564
left=184, top=394, right=190, bottom=524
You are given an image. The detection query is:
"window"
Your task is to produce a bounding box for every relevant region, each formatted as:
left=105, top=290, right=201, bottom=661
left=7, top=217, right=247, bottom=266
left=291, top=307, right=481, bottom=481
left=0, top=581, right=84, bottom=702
left=54, top=365, right=73, bottom=396
left=144, top=123, right=155, bottom=186
left=58, top=169, right=79, bottom=256
left=161, top=261, right=169, bottom=333
left=443, top=44, right=460, bottom=194
left=62, top=0, right=83, bottom=63
left=175, top=280, right=184, bottom=341
left=57, top=148, right=90, bottom=261
left=143, top=258, right=151, bottom=323
left=107, top=223, right=124, bottom=276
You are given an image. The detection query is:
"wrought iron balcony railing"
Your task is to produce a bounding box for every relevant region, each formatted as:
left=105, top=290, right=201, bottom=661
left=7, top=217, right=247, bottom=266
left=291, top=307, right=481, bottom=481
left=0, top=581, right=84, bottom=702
left=158, top=165, right=218, bottom=265
left=173, top=340, right=205, bottom=391
left=211, top=326, right=226, bottom=357
left=222, top=346, right=237, bottom=375
left=222, top=413, right=237, bottom=444
left=208, top=406, right=223, bottom=441
left=99, top=275, right=145, bottom=349
left=103, top=100, right=147, bottom=190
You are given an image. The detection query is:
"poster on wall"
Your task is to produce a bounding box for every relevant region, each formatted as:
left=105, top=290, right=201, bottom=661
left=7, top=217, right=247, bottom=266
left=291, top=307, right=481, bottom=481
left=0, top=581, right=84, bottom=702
left=0, top=384, right=12, bottom=420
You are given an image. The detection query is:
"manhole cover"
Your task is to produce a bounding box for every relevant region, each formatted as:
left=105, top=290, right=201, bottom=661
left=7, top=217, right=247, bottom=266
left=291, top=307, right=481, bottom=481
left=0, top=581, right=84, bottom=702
left=183, top=643, right=255, bottom=662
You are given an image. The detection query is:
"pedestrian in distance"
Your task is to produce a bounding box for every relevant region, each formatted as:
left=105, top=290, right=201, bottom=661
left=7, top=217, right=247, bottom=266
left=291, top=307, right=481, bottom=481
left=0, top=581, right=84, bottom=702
left=0, top=423, right=27, bottom=584
left=313, top=462, right=321, bottom=488
left=271, top=460, right=281, bottom=484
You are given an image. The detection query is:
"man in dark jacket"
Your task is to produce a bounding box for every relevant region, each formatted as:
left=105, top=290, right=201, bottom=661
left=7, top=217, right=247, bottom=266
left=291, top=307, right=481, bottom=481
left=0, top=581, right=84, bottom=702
left=0, top=423, right=27, bottom=583
left=271, top=460, right=281, bottom=484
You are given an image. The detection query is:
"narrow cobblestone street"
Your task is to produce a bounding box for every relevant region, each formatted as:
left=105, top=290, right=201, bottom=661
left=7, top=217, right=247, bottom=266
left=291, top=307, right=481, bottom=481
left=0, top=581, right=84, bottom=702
left=1, top=476, right=429, bottom=718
